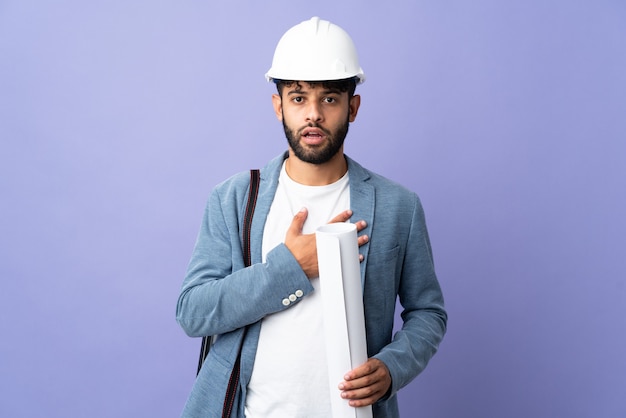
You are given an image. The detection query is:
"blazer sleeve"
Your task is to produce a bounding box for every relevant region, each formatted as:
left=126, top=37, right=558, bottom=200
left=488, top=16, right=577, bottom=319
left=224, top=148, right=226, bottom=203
left=176, top=184, right=313, bottom=338
left=373, top=194, right=447, bottom=397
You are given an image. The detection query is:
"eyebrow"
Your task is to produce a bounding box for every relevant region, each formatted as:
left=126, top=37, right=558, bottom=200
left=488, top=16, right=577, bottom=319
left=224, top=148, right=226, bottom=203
left=286, top=88, right=342, bottom=96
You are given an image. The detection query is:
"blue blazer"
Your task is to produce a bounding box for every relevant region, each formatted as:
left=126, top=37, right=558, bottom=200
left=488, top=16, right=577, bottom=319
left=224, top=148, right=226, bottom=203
left=176, top=152, right=447, bottom=417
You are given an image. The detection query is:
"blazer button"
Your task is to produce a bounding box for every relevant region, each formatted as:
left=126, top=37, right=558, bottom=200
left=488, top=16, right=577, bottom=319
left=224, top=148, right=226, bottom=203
left=289, top=294, right=297, bottom=302
left=282, top=298, right=290, bottom=306
left=295, top=290, right=303, bottom=298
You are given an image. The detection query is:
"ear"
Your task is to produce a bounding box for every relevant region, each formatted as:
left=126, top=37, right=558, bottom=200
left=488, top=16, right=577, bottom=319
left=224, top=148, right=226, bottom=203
left=272, top=94, right=283, bottom=121
left=348, top=94, right=361, bottom=122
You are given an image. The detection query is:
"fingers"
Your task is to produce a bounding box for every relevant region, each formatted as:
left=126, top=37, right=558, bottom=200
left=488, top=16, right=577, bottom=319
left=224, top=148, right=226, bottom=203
left=338, top=358, right=391, bottom=407
left=286, top=208, right=369, bottom=276
left=328, top=209, right=353, bottom=224
left=328, top=211, right=367, bottom=231
left=356, top=224, right=369, bottom=245
left=284, top=208, right=319, bottom=278
left=286, top=207, right=308, bottom=239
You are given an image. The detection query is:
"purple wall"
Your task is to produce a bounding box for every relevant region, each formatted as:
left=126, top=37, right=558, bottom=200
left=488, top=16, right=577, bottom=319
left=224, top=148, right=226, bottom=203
left=1, top=1, right=624, bottom=417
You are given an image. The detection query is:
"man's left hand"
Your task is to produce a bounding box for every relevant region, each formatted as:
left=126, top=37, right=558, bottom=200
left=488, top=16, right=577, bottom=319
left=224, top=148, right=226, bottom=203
left=338, top=358, right=391, bottom=407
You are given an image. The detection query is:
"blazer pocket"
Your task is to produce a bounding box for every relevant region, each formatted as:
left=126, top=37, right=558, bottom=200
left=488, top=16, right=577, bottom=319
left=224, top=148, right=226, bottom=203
left=364, top=245, right=400, bottom=317
left=365, top=245, right=400, bottom=298
left=367, top=245, right=400, bottom=269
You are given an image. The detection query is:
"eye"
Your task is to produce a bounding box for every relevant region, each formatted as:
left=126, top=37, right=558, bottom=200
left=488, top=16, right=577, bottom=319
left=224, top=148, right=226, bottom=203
left=323, top=97, right=336, bottom=104
left=292, top=96, right=304, bottom=104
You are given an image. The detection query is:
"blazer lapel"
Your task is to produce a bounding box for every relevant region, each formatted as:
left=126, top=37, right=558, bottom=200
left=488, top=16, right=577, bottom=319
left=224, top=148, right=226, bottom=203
left=346, top=156, right=375, bottom=287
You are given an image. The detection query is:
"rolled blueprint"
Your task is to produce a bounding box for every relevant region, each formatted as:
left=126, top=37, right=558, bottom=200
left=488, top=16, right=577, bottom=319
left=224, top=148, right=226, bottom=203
left=316, top=223, right=373, bottom=418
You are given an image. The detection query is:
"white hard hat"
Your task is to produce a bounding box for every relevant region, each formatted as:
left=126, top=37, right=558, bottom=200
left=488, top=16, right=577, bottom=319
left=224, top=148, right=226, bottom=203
left=265, top=17, right=365, bottom=84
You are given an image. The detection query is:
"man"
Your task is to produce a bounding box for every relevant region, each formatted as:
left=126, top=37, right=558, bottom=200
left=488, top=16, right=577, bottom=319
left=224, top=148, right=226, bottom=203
left=177, top=16, right=447, bottom=417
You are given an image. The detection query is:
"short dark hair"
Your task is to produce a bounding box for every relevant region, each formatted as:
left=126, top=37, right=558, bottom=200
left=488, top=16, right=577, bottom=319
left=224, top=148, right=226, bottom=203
left=274, top=78, right=358, bottom=98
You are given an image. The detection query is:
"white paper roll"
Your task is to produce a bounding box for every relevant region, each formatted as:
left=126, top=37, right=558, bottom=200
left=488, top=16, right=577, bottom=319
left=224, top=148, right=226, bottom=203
left=316, top=223, right=373, bottom=418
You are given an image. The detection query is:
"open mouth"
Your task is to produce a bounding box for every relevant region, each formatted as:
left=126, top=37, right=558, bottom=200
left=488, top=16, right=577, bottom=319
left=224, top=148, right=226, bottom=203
left=301, top=127, right=326, bottom=145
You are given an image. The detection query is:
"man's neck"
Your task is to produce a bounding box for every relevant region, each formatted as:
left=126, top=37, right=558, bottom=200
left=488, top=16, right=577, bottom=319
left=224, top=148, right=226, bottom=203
left=284, top=150, right=347, bottom=186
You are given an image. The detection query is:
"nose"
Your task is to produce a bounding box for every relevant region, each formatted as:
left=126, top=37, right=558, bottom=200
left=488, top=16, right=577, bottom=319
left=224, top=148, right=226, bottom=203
left=305, top=101, right=323, bottom=123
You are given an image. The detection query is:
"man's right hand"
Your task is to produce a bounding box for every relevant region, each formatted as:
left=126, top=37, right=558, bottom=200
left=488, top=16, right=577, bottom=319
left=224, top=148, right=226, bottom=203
left=284, top=208, right=368, bottom=278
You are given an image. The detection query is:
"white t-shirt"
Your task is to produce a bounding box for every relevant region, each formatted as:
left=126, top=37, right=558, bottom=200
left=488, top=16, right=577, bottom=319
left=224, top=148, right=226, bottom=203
left=245, top=162, right=350, bottom=417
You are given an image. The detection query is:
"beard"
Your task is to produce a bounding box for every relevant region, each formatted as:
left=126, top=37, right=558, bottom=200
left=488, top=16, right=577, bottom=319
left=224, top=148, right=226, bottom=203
left=282, top=114, right=350, bottom=165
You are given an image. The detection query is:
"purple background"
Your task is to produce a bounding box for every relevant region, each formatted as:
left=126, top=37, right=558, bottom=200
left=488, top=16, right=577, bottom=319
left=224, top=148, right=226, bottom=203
left=1, top=1, right=625, bottom=417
